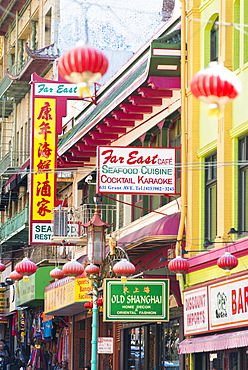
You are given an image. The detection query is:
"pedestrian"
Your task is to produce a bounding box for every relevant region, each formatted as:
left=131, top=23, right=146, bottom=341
left=212, top=358, right=219, bottom=370
left=61, top=361, right=69, bottom=370
left=26, top=366, right=32, bottom=370
left=0, top=344, right=10, bottom=370
left=84, top=366, right=91, bottom=370
left=0, top=342, right=10, bottom=358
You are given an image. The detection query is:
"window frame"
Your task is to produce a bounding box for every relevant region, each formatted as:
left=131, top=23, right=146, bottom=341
left=205, top=153, right=217, bottom=242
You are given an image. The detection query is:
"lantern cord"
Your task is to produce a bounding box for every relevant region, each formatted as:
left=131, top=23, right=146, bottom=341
left=192, top=18, right=248, bottom=36
left=101, top=194, right=178, bottom=216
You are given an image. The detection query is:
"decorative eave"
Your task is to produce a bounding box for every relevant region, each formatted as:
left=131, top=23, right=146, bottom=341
left=57, top=18, right=181, bottom=168
left=2, top=43, right=59, bottom=105
left=6, top=43, right=59, bottom=81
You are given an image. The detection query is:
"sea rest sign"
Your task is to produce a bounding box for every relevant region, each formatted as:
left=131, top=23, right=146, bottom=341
left=97, top=146, right=177, bottom=195
left=103, top=279, right=169, bottom=322
left=31, top=222, right=78, bottom=242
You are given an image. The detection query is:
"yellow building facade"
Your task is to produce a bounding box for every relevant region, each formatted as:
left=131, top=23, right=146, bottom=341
left=179, top=0, right=248, bottom=369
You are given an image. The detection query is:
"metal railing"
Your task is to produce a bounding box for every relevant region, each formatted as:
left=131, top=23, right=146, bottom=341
left=0, top=205, right=28, bottom=241
left=52, top=204, right=117, bottom=239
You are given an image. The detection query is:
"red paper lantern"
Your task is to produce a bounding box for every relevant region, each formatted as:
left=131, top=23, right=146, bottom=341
left=50, top=267, right=65, bottom=280
left=168, top=256, right=190, bottom=275
left=190, top=62, right=241, bottom=116
left=113, top=259, right=135, bottom=280
left=217, top=252, right=238, bottom=273
left=62, top=259, right=84, bottom=278
left=84, top=301, right=93, bottom=313
left=97, top=298, right=103, bottom=312
left=15, top=257, right=38, bottom=282
left=58, top=44, right=108, bottom=97
left=84, top=263, right=100, bottom=275
left=9, top=270, right=23, bottom=282
left=0, top=263, right=6, bottom=272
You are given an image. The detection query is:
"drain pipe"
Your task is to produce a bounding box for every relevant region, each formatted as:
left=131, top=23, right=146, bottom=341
left=176, top=0, right=187, bottom=298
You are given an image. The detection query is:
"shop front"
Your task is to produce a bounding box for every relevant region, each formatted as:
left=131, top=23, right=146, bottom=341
left=103, top=277, right=183, bottom=370
left=179, top=271, right=248, bottom=370
left=4, top=266, right=58, bottom=368
left=44, top=274, right=115, bottom=370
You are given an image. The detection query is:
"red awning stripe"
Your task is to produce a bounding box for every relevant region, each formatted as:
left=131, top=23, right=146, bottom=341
left=178, top=330, right=248, bottom=354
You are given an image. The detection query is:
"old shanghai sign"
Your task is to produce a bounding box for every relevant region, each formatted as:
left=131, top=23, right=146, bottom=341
left=103, top=279, right=169, bottom=322
left=97, top=146, right=178, bottom=195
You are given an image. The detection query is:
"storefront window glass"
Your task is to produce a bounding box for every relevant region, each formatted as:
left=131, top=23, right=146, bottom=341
left=229, top=351, right=238, bottom=370
left=162, top=319, right=180, bottom=370
left=209, top=353, right=223, bottom=370
left=129, top=327, right=144, bottom=370
left=124, top=320, right=180, bottom=370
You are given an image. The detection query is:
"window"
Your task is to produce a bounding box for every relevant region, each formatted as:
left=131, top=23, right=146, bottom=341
left=205, top=153, right=217, bottom=242
left=45, top=9, right=52, bottom=45
left=238, top=135, right=248, bottom=232
left=210, top=18, right=219, bottom=62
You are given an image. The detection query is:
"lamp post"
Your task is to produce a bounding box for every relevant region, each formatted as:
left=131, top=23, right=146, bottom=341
left=83, top=194, right=135, bottom=370
left=83, top=194, right=110, bottom=370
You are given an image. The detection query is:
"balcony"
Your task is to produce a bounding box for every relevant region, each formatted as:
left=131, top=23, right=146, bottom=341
left=0, top=63, right=31, bottom=104
left=0, top=205, right=28, bottom=245
left=0, top=152, right=19, bottom=177
left=0, top=43, right=59, bottom=104
left=51, top=204, right=117, bottom=243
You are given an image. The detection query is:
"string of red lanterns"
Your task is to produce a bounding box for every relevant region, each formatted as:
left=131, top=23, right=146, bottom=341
left=190, top=61, right=242, bottom=117
left=15, top=257, right=38, bottom=282
left=62, top=260, right=84, bottom=278
left=58, top=43, right=108, bottom=98
left=113, top=259, right=136, bottom=282
left=217, top=251, right=238, bottom=274
left=168, top=256, right=190, bottom=276
left=50, top=267, right=65, bottom=281
left=9, top=270, right=23, bottom=282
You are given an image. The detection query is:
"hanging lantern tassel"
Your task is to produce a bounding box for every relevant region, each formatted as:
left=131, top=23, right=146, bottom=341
left=58, top=43, right=109, bottom=99
left=190, top=62, right=242, bottom=117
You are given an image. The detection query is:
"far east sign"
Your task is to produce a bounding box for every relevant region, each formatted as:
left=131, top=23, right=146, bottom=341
left=103, top=279, right=169, bottom=322
left=97, top=146, right=178, bottom=195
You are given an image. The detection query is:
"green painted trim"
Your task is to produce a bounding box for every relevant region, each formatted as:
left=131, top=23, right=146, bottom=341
left=232, top=137, right=239, bottom=230
left=196, top=140, right=217, bottom=158
left=229, top=120, right=248, bottom=138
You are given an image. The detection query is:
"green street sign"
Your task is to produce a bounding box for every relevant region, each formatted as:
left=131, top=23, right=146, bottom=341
left=103, top=279, right=169, bottom=322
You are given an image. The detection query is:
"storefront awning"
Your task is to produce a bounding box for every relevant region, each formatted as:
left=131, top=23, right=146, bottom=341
left=117, top=212, right=182, bottom=249
left=178, top=330, right=248, bottom=354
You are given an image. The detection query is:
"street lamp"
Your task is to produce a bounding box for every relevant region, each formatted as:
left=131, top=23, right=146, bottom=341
left=83, top=195, right=111, bottom=370
left=83, top=195, right=135, bottom=370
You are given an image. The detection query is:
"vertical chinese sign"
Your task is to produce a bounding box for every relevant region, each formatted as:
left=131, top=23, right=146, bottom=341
left=30, top=98, right=57, bottom=244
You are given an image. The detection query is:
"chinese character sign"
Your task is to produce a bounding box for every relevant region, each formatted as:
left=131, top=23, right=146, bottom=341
left=30, top=98, right=56, bottom=243
left=103, top=279, right=169, bottom=321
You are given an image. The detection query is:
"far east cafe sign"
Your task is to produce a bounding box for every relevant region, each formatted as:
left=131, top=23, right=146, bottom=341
left=29, top=74, right=81, bottom=244
left=97, top=146, right=178, bottom=195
